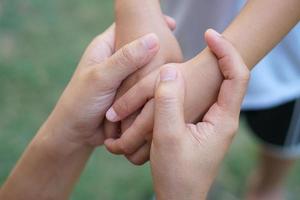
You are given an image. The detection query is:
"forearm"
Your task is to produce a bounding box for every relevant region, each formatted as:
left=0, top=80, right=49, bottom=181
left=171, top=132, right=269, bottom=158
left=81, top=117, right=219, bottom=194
left=115, top=0, right=162, bottom=47
left=0, top=121, right=93, bottom=199
left=223, top=0, right=300, bottom=69
left=184, top=0, right=300, bottom=121
left=114, top=0, right=182, bottom=62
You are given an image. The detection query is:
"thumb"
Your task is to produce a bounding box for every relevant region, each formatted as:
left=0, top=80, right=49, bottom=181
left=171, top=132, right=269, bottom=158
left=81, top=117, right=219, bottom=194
left=102, top=33, right=160, bottom=85
left=204, top=29, right=249, bottom=121
left=154, top=65, right=186, bottom=136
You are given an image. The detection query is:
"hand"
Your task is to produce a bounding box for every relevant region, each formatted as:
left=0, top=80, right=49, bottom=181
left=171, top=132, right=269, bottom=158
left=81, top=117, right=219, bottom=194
left=104, top=10, right=183, bottom=143
left=104, top=30, right=247, bottom=165
left=151, top=30, right=249, bottom=200
left=0, top=25, right=164, bottom=200
left=44, top=25, right=160, bottom=148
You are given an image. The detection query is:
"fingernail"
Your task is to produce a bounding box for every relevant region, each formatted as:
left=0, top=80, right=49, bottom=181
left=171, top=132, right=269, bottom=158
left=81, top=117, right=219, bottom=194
left=160, top=66, right=177, bottom=81
left=106, top=108, right=119, bottom=122
left=142, top=33, right=159, bottom=50
left=210, top=29, right=222, bottom=37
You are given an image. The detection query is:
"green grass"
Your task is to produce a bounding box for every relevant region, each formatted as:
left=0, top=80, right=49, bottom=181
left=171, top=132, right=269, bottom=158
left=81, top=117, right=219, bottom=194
left=0, top=1, right=300, bottom=199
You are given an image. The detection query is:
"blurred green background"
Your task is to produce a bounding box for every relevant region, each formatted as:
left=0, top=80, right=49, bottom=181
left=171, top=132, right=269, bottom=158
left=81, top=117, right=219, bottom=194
left=0, top=0, right=299, bottom=199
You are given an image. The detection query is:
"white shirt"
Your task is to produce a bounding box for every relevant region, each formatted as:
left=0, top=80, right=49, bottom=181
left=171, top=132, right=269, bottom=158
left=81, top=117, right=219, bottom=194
left=161, top=0, right=300, bottom=110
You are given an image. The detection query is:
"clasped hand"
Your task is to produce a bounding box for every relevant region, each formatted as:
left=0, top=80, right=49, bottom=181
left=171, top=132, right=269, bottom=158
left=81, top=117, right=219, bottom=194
left=46, top=23, right=249, bottom=198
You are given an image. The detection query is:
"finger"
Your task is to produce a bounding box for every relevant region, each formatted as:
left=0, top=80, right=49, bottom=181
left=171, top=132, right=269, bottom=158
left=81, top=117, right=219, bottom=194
left=105, top=100, right=154, bottom=155
left=106, top=73, right=156, bottom=122
left=126, top=142, right=151, bottom=166
left=120, top=111, right=139, bottom=133
left=80, top=24, right=116, bottom=66
left=104, top=120, right=121, bottom=139
left=164, top=15, right=177, bottom=31
left=104, top=138, right=124, bottom=155
left=103, top=33, right=160, bottom=85
left=154, top=65, right=186, bottom=136
left=205, top=29, right=250, bottom=116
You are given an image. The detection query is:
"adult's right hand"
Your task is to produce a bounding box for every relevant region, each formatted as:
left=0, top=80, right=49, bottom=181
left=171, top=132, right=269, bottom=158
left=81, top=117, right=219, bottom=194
left=150, top=29, right=250, bottom=200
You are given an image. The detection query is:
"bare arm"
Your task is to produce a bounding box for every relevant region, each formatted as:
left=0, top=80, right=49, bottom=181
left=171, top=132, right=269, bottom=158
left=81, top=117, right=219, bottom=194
left=0, top=125, right=93, bottom=200
left=105, top=0, right=300, bottom=166
left=104, top=0, right=183, bottom=137
left=0, top=27, right=161, bottom=200
left=223, top=0, right=300, bottom=68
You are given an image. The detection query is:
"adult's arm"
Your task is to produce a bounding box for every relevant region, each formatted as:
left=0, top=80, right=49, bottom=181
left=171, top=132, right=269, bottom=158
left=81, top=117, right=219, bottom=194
left=0, top=26, right=161, bottom=199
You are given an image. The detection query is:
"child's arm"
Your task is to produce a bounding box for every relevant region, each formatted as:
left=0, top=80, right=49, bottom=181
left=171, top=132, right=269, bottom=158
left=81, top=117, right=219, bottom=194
left=113, top=0, right=182, bottom=93
left=223, top=0, right=300, bottom=68
left=107, top=0, right=183, bottom=135
left=106, top=0, right=300, bottom=165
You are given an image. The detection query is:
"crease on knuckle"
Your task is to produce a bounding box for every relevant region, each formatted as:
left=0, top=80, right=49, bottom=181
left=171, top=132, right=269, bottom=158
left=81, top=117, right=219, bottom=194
left=120, top=46, right=139, bottom=69
left=190, top=123, right=213, bottom=145
left=118, top=140, right=132, bottom=154
left=156, top=85, right=177, bottom=104
left=113, top=98, right=130, bottom=118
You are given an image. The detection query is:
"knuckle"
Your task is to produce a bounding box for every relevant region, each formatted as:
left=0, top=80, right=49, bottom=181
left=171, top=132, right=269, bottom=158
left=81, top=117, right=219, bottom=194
left=120, top=140, right=135, bottom=155
left=239, top=67, right=250, bottom=82
left=91, top=67, right=105, bottom=81
left=223, top=117, right=239, bottom=138
left=220, top=54, right=234, bottom=67
left=120, top=46, right=139, bottom=68
left=85, top=66, right=101, bottom=81
left=113, top=98, right=130, bottom=118
left=129, top=157, right=146, bottom=166
left=156, top=86, right=178, bottom=105
left=77, top=67, right=98, bottom=84
left=118, top=140, right=130, bottom=154
left=85, top=66, right=113, bottom=90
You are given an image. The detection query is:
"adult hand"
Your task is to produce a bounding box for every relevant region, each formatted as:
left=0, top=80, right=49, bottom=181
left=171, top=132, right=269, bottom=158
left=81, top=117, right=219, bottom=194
left=104, top=5, right=183, bottom=143
left=0, top=25, right=161, bottom=200
left=46, top=24, right=160, bottom=148
left=105, top=30, right=248, bottom=165
left=151, top=29, right=250, bottom=200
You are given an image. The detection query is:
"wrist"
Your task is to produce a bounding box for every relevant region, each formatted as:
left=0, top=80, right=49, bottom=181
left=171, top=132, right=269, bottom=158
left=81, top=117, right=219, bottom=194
left=179, top=48, right=223, bottom=122
left=155, top=185, right=207, bottom=200
left=0, top=121, right=94, bottom=200
left=36, top=118, right=94, bottom=160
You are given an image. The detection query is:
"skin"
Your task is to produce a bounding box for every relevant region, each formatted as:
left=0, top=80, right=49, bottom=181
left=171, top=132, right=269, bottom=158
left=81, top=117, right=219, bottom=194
left=105, top=0, right=300, bottom=166
left=152, top=30, right=249, bottom=200
left=0, top=26, right=249, bottom=199
left=0, top=26, right=162, bottom=200
left=103, top=0, right=183, bottom=143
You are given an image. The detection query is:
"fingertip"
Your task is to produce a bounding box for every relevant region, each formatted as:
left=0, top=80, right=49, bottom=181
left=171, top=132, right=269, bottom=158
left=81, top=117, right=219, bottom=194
left=165, top=16, right=177, bottom=31
left=104, top=138, right=113, bottom=146
left=206, top=29, right=222, bottom=38
left=160, top=65, right=178, bottom=82
left=106, top=107, right=120, bottom=122
left=104, top=139, right=121, bottom=154
left=104, top=139, right=113, bottom=151
left=205, top=29, right=222, bottom=50
left=140, top=33, right=160, bottom=51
